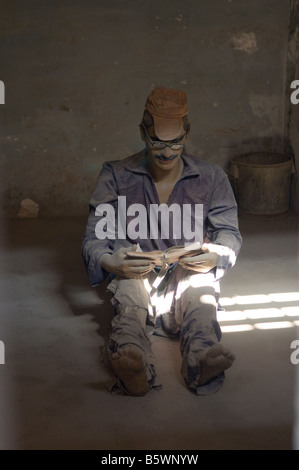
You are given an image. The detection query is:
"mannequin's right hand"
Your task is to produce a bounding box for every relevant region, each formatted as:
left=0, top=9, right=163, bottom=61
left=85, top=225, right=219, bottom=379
left=100, top=246, right=156, bottom=279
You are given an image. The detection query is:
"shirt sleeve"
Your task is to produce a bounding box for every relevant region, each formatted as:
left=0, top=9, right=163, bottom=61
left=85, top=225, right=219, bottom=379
left=206, top=167, right=242, bottom=279
left=82, top=162, right=118, bottom=286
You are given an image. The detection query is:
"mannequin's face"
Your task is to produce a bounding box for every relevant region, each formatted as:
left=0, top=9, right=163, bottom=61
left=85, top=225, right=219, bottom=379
left=142, top=124, right=188, bottom=173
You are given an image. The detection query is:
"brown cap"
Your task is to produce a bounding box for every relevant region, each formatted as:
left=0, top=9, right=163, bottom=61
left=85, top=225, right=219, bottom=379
left=144, top=87, right=188, bottom=140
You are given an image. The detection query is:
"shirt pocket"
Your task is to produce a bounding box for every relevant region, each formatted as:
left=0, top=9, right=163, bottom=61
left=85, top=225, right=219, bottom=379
left=116, top=182, right=144, bottom=207
left=180, top=187, right=210, bottom=228
left=182, top=186, right=209, bottom=204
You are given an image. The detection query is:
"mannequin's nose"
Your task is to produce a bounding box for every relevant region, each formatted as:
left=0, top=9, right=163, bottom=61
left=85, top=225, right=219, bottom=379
left=160, top=145, right=174, bottom=157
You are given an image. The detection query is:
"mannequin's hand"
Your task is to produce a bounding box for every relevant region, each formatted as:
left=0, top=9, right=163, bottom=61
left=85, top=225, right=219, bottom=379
left=100, top=246, right=155, bottom=279
left=179, top=253, right=218, bottom=273
left=179, top=243, right=220, bottom=273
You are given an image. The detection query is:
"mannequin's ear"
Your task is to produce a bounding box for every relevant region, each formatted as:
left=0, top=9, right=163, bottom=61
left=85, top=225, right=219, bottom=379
left=139, top=124, right=146, bottom=142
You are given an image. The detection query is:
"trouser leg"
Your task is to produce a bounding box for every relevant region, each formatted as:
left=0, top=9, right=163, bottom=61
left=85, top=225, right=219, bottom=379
left=106, top=276, right=156, bottom=391
left=159, top=266, right=224, bottom=395
left=179, top=284, right=224, bottom=395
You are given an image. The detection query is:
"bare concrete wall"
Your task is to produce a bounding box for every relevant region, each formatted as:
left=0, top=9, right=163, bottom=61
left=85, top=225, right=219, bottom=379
left=0, top=0, right=294, bottom=217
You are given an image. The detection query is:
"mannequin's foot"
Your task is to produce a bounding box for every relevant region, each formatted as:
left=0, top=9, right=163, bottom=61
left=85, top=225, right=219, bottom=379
left=111, top=345, right=149, bottom=396
left=197, top=344, right=235, bottom=384
left=187, top=343, right=235, bottom=387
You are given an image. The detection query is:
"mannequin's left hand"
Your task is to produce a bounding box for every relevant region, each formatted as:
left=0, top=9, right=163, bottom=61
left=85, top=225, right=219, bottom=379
left=179, top=243, right=219, bottom=273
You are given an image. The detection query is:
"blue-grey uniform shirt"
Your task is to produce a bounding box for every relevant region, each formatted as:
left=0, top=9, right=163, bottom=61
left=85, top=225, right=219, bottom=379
left=82, top=149, right=242, bottom=286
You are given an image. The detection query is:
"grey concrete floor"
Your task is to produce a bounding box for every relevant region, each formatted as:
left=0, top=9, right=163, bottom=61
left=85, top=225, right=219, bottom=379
left=0, top=212, right=298, bottom=450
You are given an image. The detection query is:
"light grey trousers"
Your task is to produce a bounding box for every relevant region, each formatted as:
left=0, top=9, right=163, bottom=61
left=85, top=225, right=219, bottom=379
left=106, top=265, right=224, bottom=395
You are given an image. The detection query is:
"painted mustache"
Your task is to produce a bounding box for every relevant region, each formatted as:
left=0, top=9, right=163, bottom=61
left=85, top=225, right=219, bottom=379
left=154, top=154, right=178, bottom=161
